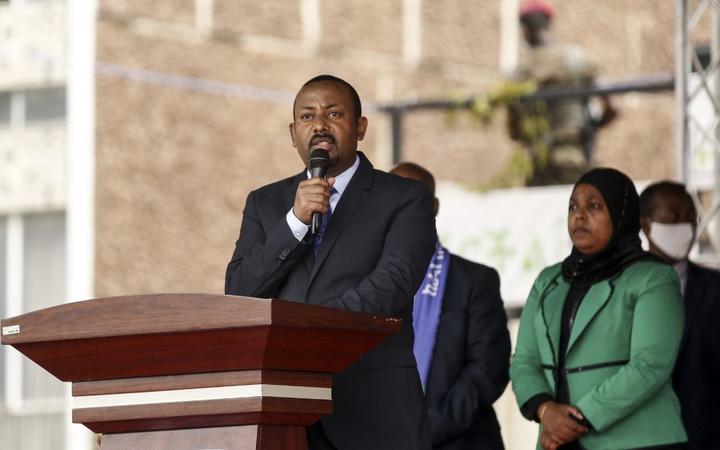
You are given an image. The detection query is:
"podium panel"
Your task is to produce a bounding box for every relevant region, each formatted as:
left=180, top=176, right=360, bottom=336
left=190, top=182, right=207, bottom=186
left=1, top=294, right=401, bottom=449
left=100, top=425, right=308, bottom=450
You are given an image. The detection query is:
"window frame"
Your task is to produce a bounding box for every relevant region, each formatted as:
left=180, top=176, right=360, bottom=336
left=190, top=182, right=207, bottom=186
left=0, top=87, right=67, bottom=129
left=2, top=213, right=66, bottom=415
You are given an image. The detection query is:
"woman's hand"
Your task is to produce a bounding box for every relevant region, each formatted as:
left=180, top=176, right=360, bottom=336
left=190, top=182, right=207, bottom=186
left=540, top=430, right=562, bottom=450
left=538, top=401, right=588, bottom=445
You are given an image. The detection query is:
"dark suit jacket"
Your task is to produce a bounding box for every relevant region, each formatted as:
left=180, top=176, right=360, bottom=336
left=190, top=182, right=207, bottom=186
left=672, top=262, right=720, bottom=450
left=424, top=254, right=510, bottom=450
left=225, top=152, right=436, bottom=450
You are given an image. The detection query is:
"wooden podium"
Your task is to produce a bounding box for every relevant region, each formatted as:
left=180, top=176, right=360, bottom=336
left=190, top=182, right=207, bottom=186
left=0, top=294, right=402, bottom=449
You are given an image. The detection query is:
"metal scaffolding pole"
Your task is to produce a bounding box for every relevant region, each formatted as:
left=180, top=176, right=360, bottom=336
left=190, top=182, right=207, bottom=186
left=676, top=0, right=690, bottom=183
left=713, top=3, right=720, bottom=258
left=379, top=73, right=675, bottom=165
left=677, top=0, right=720, bottom=259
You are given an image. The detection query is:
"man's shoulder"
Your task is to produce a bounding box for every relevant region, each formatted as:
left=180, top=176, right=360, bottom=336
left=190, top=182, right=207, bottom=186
left=373, top=168, right=433, bottom=196
left=449, top=253, right=498, bottom=277
left=689, top=261, right=720, bottom=287
left=371, top=166, right=408, bottom=185
left=446, top=254, right=503, bottom=308
left=448, top=254, right=501, bottom=291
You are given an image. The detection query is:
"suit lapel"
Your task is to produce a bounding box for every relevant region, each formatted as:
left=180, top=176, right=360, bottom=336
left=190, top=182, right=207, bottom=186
left=567, top=280, right=613, bottom=354
left=285, top=171, right=306, bottom=209
left=539, top=276, right=566, bottom=363
left=307, top=154, right=373, bottom=286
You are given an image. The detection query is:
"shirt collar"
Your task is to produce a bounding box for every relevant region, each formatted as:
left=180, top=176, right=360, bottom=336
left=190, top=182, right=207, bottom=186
left=305, top=154, right=359, bottom=197
left=673, top=259, right=689, bottom=294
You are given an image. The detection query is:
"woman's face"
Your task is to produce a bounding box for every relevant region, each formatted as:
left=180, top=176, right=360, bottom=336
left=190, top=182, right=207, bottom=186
left=568, top=183, right=614, bottom=256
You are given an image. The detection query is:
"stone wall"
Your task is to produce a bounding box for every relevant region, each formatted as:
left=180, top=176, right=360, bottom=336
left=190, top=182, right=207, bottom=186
left=0, top=127, right=66, bottom=214
left=94, top=0, right=679, bottom=295
left=0, top=2, right=66, bottom=90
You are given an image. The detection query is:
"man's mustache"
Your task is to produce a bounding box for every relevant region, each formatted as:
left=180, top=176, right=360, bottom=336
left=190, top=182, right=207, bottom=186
left=309, top=133, right=336, bottom=148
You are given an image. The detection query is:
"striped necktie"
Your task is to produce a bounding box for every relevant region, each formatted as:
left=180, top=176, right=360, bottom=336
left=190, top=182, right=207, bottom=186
left=313, top=188, right=337, bottom=256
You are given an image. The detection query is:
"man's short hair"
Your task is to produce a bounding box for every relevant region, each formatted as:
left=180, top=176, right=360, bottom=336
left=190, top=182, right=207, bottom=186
left=295, top=74, right=362, bottom=120
left=391, top=162, right=436, bottom=194
left=639, top=181, right=696, bottom=218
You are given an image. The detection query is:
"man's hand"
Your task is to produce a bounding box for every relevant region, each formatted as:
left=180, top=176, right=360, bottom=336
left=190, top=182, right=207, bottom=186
left=292, top=177, right=335, bottom=224
left=538, top=401, right=588, bottom=446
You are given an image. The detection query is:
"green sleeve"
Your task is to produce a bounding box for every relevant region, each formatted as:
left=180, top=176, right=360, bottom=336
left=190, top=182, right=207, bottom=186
left=510, top=272, right=555, bottom=409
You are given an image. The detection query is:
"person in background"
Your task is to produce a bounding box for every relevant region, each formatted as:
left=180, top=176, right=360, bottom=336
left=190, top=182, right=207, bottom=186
left=640, top=181, right=720, bottom=450
left=225, top=75, right=436, bottom=450
left=510, top=168, right=687, bottom=449
left=390, top=162, right=511, bottom=450
left=508, top=0, right=616, bottom=186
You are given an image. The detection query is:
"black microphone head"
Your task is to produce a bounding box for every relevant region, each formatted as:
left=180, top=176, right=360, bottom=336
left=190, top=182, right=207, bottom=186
left=309, top=149, right=331, bottom=169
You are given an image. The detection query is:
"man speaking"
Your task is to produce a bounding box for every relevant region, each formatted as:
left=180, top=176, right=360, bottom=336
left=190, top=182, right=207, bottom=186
left=225, top=75, right=436, bottom=450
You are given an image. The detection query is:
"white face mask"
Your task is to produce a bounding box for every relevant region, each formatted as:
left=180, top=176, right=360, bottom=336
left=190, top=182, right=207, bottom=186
left=648, top=222, right=695, bottom=260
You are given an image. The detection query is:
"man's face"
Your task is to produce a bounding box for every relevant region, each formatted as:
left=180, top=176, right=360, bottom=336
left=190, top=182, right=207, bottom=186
left=520, top=13, right=549, bottom=47
left=521, top=23, right=540, bottom=46
left=289, top=81, right=368, bottom=178
left=641, top=192, right=697, bottom=262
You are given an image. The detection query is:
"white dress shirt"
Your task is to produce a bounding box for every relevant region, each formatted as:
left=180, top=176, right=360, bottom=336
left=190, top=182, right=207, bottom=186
left=672, top=259, right=689, bottom=295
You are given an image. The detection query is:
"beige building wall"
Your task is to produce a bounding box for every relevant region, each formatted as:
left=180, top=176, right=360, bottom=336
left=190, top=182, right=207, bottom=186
left=550, top=0, right=677, bottom=180
left=94, top=0, right=679, bottom=297
left=94, top=0, right=513, bottom=297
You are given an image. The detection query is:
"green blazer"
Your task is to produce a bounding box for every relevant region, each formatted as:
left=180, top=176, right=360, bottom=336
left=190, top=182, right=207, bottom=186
left=510, top=260, right=687, bottom=450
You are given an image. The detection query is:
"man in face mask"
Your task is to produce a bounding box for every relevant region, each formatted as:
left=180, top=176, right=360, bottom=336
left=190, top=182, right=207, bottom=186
left=639, top=181, right=720, bottom=450
left=639, top=181, right=697, bottom=285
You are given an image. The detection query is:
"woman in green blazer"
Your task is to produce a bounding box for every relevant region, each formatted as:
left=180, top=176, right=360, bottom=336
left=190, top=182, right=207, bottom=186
left=510, top=168, right=687, bottom=450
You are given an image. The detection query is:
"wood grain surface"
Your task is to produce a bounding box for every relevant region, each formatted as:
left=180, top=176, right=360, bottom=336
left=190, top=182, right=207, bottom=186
left=99, top=424, right=308, bottom=450
left=73, top=370, right=333, bottom=396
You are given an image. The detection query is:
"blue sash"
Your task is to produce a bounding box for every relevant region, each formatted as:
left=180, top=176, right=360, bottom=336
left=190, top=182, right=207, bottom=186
left=412, top=242, right=450, bottom=391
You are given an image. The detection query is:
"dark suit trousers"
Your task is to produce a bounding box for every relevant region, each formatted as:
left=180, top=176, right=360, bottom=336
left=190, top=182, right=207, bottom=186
left=307, top=422, right=338, bottom=450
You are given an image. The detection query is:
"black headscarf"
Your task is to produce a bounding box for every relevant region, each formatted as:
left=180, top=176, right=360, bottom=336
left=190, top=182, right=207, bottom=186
left=561, top=167, right=661, bottom=282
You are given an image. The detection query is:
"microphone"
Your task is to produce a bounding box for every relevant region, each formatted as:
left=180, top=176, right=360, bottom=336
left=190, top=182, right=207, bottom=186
left=309, top=149, right=331, bottom=234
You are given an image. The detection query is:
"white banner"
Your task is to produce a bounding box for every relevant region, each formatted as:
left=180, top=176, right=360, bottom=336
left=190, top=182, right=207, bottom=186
left=436, top=182, right=574, bottom=307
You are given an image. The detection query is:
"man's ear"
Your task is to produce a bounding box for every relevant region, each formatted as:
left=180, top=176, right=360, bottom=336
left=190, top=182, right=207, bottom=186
left=356, top=116, right=368, bottom=141
left=289, top=122, right=297, bottom=148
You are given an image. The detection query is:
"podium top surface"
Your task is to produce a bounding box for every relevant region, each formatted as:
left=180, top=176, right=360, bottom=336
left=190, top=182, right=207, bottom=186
left=1, top=294, right=403, bottom=381
left=1, top=294, right=401, bottom=344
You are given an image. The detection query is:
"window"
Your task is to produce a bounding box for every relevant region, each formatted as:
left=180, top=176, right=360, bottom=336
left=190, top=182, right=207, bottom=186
left=0, top=87, right=66, bottom=128
left=25, top=87, right=66, bottom=124
left=1, top=212, right=66, bottom=407
left=0, top=92, right=10, bottom=126
left=21, top=213, right=65, bottom=400
left=0, top=218, right=6, bottom=403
